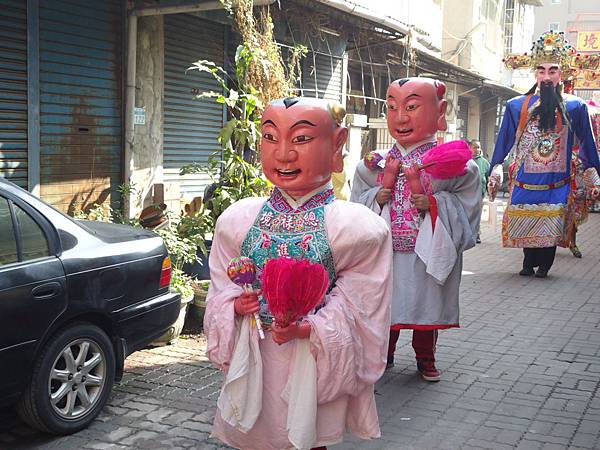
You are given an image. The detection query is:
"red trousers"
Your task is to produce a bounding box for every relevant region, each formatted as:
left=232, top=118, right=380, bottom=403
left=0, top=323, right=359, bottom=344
left=388, top=328, right=438, bottom=361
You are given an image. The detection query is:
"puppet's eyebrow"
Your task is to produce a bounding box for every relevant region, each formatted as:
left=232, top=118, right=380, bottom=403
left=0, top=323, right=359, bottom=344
left=290, top=120, right=316, bottom=129
left=262, top=119, right=276, bottom=126
left=405, top=93, right=421, bottom=100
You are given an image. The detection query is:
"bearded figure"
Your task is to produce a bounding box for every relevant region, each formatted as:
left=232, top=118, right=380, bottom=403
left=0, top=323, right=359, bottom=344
left=490, top=31, right=600, bottom=278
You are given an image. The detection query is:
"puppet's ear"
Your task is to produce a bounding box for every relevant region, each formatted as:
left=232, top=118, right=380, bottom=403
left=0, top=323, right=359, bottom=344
left=332, top=127, right=348, bottom=172
left=437, top=99, right=448, bottom=131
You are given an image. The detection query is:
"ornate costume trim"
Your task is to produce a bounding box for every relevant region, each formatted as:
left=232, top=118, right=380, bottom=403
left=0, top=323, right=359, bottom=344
left=269, top=187, right=335, bottom=213
left=514, top=175, right=572, bottom=191
left=519, top=114, right=568, bottom=174
left=502, top=203, right=567, bottom=248
left=506, top=203, right=565, bottom=218
left=240, top=189, right=337, bottom=325
left=381, top=142, right=436, bottom=253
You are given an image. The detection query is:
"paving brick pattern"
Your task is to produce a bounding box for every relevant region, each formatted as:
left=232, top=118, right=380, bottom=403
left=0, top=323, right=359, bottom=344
left=1, top=215, right=600, bottom=450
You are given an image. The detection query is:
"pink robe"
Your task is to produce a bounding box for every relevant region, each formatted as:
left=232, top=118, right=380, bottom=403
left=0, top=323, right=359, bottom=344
left=204, top=196, right=392, bottom=450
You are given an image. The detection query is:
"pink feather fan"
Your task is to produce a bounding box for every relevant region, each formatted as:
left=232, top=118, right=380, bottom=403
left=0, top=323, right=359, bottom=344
left=261, top=257, right=329, bottom=328
left=420, top=140, right=472, bottom=179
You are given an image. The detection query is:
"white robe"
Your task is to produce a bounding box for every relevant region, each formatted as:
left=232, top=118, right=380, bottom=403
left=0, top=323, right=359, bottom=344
left=204, top=196, right=392, bottom=450
left=350, top=155, right=481, bottom=328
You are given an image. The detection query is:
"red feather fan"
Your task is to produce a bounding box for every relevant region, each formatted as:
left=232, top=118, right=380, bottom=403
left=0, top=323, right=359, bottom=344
left=261, top=257, right=329, bottom=328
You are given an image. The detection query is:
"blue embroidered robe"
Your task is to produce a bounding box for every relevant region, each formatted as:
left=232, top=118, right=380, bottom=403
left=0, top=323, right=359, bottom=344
left=491, top=94, right=600, bottom=248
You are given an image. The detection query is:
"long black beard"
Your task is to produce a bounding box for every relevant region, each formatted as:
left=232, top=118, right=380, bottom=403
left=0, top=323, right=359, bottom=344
left=531, top=82, right=563, bottom=132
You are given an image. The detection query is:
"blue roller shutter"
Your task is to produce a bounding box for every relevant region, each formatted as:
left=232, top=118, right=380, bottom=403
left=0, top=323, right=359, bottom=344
left=38, top=0, right=123, bottom=213
left=0, top=1, right=28, bottom=188
left=163, top=14, right=226, bottom=198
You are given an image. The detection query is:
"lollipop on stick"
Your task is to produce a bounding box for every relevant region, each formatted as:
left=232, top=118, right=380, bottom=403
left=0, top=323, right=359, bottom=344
left=227, top=257, right=265, bottom=340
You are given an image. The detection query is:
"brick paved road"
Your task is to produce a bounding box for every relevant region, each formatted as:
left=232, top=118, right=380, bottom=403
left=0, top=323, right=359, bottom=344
left=1, top=214, right=600, bottom=450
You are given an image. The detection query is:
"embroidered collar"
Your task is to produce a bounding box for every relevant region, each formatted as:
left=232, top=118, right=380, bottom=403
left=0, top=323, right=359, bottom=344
left=393, top=136, right=437, bottom=156
left=389, top=141, right=437, bottom=161
left=270, top=184, right=336, bottom=213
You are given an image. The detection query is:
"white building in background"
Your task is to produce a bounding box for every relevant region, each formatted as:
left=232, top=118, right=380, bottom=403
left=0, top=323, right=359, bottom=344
left=532, top=0, right=600, bottom=99
left=327, top=0, right=537, bottom=155
left=440, top=0, right=538, bottom=155
left=504, top=0, right=538, bottom=92
left=363, top=0, right=445, bottom=54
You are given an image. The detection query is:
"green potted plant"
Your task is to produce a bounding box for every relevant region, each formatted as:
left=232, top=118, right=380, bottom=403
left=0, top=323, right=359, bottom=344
left=150, top=218, right=199, bottom=345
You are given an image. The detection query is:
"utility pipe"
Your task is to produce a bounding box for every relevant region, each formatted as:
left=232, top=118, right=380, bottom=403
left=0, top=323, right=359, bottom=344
left=124, top=13, right=137, bottom=218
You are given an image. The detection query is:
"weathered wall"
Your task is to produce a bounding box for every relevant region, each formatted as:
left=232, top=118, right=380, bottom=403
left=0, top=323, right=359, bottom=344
left=467, top=94, right=481, bottom=142
left=131, top=15, right=164, bottom=216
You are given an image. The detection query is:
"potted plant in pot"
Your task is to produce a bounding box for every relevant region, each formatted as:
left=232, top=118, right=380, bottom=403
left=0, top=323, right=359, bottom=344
left=178, top=209, right=213, bottom=326
left=150, top=218, right=199, bottom=345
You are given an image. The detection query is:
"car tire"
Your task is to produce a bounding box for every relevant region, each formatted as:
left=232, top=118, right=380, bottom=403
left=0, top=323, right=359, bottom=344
left=17, top=323, right=115, bottom=435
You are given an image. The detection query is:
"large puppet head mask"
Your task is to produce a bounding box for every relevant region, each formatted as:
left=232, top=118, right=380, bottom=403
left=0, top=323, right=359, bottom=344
left=260, top=97, right=348, bottom=198
left=386, top=77, right=448, bottom=147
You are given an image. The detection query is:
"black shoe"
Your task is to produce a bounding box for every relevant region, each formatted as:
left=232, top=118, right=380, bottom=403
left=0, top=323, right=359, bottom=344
left=535, top=268, right=549, bottom=278
left=519, top=267, right=535, bottom=276
left=386, top=356, right=395, bottom=369
left=476, top=235, right=481, bottom=244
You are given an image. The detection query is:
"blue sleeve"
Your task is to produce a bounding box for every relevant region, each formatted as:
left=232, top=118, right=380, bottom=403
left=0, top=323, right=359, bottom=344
left=490, top=101, right=517, bottom=173
left=572, top=101, right=600, bottom=173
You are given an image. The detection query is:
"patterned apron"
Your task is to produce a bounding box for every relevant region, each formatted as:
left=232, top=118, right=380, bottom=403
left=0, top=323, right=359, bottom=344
left=240, top=188, right=337, bottom=325
left=378, top=143, right=435, bottom=252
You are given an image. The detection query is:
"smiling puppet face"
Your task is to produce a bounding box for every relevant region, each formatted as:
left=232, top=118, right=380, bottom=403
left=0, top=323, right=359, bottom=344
left=386, top=78, right=448, bottom=147
left=260, top=98, right=348, bottom=198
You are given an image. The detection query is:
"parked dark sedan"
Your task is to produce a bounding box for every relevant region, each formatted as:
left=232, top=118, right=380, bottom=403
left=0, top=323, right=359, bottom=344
left=0, top=177, right=181, bottom=434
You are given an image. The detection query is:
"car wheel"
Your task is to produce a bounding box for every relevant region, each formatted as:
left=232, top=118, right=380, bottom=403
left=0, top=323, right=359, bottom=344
left=17, top=323, right=115, bottom=434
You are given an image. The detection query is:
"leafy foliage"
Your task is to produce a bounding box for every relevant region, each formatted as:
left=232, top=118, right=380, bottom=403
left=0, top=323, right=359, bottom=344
left=156, top=218, right=197, bottom=299
left=184, top=43, right=273, bottom=225
left=180, top=4, right=306, bottom=249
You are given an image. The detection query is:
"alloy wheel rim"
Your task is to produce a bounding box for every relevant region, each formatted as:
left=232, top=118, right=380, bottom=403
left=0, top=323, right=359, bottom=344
left=47, top=338, right=107, bottom=420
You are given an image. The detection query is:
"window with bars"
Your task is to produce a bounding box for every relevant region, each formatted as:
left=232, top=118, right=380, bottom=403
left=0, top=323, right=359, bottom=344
left=503, top=0, right=515, bottom=55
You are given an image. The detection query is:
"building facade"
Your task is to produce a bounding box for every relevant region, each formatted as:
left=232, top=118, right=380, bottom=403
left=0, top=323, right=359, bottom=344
left=0, top=0, right=540, bottom=216
left=532, top=0, right=600, bottom=99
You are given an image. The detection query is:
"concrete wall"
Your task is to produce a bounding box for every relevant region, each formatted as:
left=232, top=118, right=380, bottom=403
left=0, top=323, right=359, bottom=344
left=442, top=0, right=476, bottom=70
left=478, top=95, right=498, bottom=159
left=131, top=15, right=164, bottom=216
left=444, top=82, right=459, bottom=141
left=467, top=94, right=481, bottom=141
left=469, top=0, right=504, bottom=82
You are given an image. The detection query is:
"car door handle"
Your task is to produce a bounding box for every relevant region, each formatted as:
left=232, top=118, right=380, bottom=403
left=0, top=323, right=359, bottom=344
left=32, top=282, right=63, bottom=300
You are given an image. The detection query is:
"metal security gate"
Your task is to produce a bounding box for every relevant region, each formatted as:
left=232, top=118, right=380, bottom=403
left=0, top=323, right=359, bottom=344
left=0, top=1, right=28, bottom=188
left=301, top=52, right=343, bottom=102
left=163, top=15, right=226, bottom=199
left=39, top=0, right=123, bottom=213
